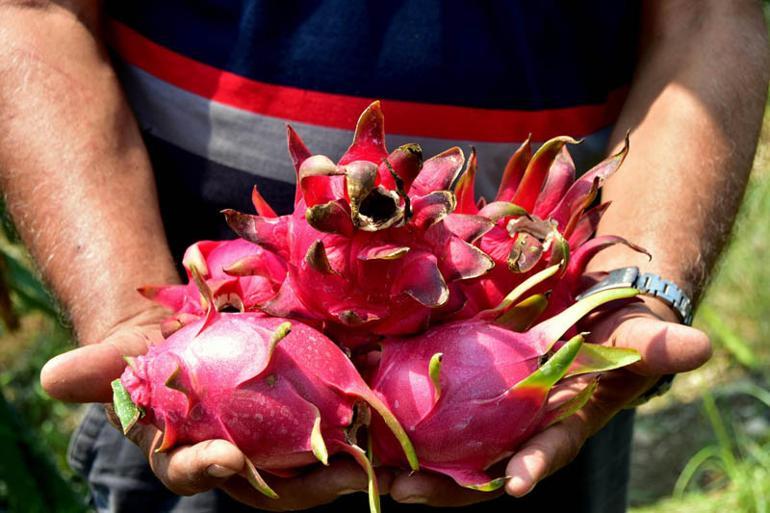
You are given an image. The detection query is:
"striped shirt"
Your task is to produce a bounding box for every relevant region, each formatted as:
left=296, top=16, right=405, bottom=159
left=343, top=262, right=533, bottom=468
left=101, top=4, right=641, bottom=511
left=105, top=0, right=640, bottom=256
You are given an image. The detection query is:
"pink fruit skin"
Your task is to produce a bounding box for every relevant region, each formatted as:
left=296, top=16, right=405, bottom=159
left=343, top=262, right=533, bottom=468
left=224, top=102, right=494, bottom=345
left=450, top=137, right=644, bottom=321
left=368, top=283, right=641, bottom=489
left=139, top=239, right=287, bottom=334
left=122, top=313, right=385, bottom=472
left=369, top=320, right=547, bottom=487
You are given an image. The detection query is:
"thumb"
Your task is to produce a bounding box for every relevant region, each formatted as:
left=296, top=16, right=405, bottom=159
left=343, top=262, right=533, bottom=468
left=41, top=325, right=154, bottom=403
left=598, top=315, right=712, bottom=375
left=41, top=343, right=127, bottom=403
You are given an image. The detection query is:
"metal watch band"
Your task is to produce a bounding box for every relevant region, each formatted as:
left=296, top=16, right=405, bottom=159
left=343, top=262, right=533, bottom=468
left=575, top=267, right=693, bottom=407
left=575, top=267, right=694, bottom=326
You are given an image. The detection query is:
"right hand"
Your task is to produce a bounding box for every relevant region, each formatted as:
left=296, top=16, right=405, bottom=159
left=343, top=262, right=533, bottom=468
left=41, top=308, right=387, bottom=509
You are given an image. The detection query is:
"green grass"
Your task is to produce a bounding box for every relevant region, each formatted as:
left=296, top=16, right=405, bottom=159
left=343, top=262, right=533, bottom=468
left=633, top=387, right=770, bottom=513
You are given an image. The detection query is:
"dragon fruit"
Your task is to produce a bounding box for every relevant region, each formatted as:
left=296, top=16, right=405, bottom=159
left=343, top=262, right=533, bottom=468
left=451, top=136, right=647, bottom=321
left=119, top=102, right=648, bottom=504
left=138, top=237, right=287, bottom=336
left=112, top=309, right=417, bottom=513
left=369, top=265, right=641, bottom=490
left=223, top=102, right=495, bottom=345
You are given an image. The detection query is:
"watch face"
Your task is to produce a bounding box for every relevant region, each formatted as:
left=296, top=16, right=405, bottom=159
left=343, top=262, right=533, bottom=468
left=575, top=267, right=638, bottom=300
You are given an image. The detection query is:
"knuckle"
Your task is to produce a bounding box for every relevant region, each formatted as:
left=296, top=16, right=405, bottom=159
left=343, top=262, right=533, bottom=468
left=163, top=463, right=205, bottom=496
left=562, top=425, right=586, bottom=457
left=525, top=439, right=554, bottom=459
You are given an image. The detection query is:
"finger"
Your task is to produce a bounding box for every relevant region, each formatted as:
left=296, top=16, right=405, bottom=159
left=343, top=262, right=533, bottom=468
left=131, top=427, right=248, bottom=496
left=103, top=403, right=121, bottom=431
left=390, top=470, right=503, bottom=506
left=504, top=370, right=647, bottom=499
left=504, top=413, right=589, bottom=497
left=597, top=316, right=712, bottom=375
left=156, top=439, right=247, bottom=495
left=219, top=459, right=384, bottom=511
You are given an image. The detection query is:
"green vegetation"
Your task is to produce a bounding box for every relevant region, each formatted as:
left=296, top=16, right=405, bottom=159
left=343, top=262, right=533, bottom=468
left=0, top=206, right=90, bottom=512
left=632, top=387, right=770, bottom=513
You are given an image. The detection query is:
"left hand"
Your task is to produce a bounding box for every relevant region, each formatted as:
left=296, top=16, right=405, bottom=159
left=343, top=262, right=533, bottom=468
left=43, top=309, right=387, bottom=510
left=389, top=298, right=712, bottom=505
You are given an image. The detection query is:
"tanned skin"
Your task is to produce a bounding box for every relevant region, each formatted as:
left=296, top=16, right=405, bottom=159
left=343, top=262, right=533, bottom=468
left=0, top=0, right=766, bottom=508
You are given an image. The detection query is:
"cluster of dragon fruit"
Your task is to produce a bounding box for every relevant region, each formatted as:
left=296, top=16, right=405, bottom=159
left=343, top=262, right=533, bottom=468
left=111, top=102, right=645, bottom=512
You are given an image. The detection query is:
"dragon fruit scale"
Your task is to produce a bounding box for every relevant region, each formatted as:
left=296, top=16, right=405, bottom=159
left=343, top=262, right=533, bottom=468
left=139, top=237, right=287, bottom=336
left=222, top=101, right=496, bottom=345
left=369, top=265, right=641, bottom=491
left=450, top=134, right=649, bottom=321
left=112, top=310, right=418, bottom=513
left=138, top=103, right=646, bottom=344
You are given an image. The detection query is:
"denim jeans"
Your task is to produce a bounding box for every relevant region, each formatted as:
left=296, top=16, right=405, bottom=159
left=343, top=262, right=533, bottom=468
left=68, top=404, right=634, bottom=513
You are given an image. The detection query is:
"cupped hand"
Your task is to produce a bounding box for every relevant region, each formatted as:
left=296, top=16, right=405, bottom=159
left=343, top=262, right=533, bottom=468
left=503, top=298, right=712, bottom=497
left=113, top=417, right=389, bottom=510
left=40, top=308, right=383, bottom=510
left=41, top=307, right=166, bottom=403
left=390, top=298, right=712, bottom=505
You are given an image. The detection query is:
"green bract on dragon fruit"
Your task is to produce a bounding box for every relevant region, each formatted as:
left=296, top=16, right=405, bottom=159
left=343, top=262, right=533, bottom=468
left=114, top=101, right=643, bottom=512
left=369, top=266, right=639, bottom=490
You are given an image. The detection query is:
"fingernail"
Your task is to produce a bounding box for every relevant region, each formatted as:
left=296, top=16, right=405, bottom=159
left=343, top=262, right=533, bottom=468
left=338, top=488, right=365, bottom=496
left=206, top=464, right=236, bottom=478
left=508, top=477, right=535, bottom=497
left=399, top=495, right=428, bottom=504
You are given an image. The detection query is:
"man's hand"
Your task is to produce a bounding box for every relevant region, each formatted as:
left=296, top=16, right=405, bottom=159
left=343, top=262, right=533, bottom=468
left=42, top=308, right=386, bottom=509
left=502, top=298, right=711, bottom=497
left=122, top=424, right=389, bottom=511
left=389, top=298, right=711, bottom=505
left=1, top=4, right=379, bottom=508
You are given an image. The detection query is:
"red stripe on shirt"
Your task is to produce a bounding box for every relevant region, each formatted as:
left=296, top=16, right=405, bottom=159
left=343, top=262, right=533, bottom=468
left=107, top=20, right=628, bottom=142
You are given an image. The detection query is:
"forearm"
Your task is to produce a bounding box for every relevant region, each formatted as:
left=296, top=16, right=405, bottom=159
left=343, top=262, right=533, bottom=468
left=0, top=2, right=178, bottom=343
left=591, top=0, right=769, bottom=301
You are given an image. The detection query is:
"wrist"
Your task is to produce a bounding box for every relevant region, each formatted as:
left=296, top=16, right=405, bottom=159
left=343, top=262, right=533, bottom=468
left=578, top=265, right=694, bottom=326
left=585, top=241, right=699, bottom=301
left=70, top=265, right=180, bottom=345
left=75, top=300, right=172, bottom=346
left=639, top=295, right=681, bottom=325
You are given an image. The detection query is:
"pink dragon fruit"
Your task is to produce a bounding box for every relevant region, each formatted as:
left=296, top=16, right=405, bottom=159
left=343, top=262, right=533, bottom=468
left=138, top=237, right=287, bottom=336
left=111, top=102, right=649, bottom=506
left=112, top=310, right=417, bottom=513
left=369, top=265, right=641, bottom=490
left=223, top=102, right=494, bottom=345
left=450, top=136, right=647, bottom=321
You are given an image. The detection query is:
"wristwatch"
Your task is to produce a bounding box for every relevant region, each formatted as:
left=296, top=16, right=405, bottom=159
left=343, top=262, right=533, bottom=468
left=575, top=267, right=694, bottom=406
left=575, top=266, right=694, bottom=325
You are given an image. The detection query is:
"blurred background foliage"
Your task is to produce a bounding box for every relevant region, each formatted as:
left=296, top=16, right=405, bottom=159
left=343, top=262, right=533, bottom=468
left=0, top=202, right=89, bottom=513
left=627, top=82, right=770, bottom=512
left=1, top=12, right=769, bottom=512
